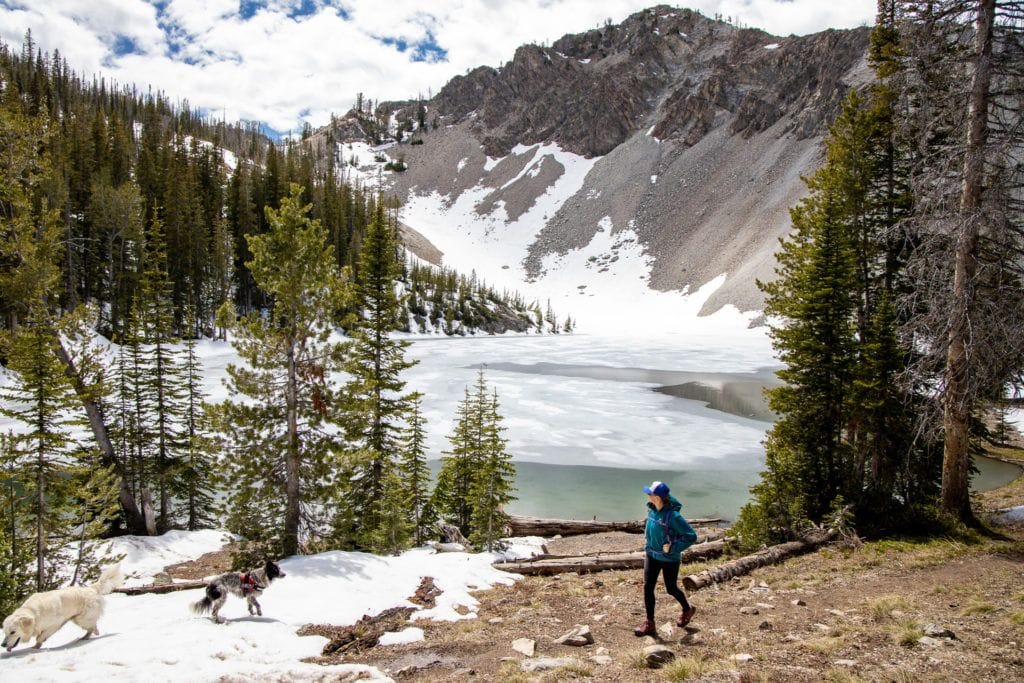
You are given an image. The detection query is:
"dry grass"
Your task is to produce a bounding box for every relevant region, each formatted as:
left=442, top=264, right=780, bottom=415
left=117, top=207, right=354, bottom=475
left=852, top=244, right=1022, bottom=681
left=496, top=660, right=531, bottom=683
left=1006, top=610, right=1024, bottom=626
left=868, top=595, right=912, bottom=621
left=627, top=649, right=650, bottom=671
left=659, top=654, right=707, bottom=681
left=892, top=620, right=924, bottom=647
left=962, top=597, right=998, bottom=616
left=802, top=636, right=845, bottom=655
left=546, top=663, right=594, bottom=680
left=822, top=669, right=864, bottom=683
left=887, top=669, right=919, bottom=683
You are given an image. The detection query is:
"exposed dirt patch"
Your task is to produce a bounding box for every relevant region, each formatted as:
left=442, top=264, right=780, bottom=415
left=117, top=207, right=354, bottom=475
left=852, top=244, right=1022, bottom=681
left=163, top=547, right=236, bottom=580
left=336, top=472, right=1024, bottom=681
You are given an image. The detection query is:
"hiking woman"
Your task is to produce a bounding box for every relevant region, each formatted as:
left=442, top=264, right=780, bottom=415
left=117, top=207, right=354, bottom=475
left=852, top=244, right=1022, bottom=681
left=634, top=480, right=698, bottom=637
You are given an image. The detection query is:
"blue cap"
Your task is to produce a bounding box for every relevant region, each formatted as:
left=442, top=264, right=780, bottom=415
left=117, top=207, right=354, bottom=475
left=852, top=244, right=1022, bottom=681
left=643, top=481, right=669, bottom=497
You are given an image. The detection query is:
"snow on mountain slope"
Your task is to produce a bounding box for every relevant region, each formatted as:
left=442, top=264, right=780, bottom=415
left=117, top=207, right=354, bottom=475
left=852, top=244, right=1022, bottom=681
left=399, top=139, right=756, bottom=334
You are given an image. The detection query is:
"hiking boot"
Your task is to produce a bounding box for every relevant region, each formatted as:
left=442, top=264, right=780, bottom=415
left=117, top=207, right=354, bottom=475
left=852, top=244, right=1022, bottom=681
left=677, top=605, right=697, bottom=627
left=633, top=619, right=657, bottom=637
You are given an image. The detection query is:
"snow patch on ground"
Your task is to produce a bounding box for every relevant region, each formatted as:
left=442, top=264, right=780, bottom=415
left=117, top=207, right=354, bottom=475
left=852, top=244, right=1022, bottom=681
left=1006, top=408, right=1024, bottom=436
left=379, top=627, right=425, bottom=645
left=764, top=43, right=780, bottom=49
left=104, top=529, right=231, bottom=587
left=0, top=533, right=546, bottom=681
left=995, top=505, right=1024, bottom=524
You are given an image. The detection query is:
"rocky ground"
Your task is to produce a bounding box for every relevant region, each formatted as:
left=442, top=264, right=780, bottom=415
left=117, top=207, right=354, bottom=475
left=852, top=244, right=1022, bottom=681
left=165, top=449, right=1024, bottom=682
left=344, top=452, right=1024, bottom=681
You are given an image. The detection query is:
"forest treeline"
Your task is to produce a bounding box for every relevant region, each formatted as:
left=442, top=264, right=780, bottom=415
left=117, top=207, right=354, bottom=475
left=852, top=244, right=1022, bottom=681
left=737, top=0, right=1024, bottom=546
left=0, top=33, right=562, bottom=339
left=0, top=33, right=543, bottom=613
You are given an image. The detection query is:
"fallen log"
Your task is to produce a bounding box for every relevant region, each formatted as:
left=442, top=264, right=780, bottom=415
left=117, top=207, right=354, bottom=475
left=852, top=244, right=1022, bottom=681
left=115, top=580, right=206, bottom=595
left=682, top=529, right=836, bottom=592
left=506, top=515, right=724, bottom=537
left=515, top=531, right=725, bottom=563
left=496, top=538, right=727, bottom=576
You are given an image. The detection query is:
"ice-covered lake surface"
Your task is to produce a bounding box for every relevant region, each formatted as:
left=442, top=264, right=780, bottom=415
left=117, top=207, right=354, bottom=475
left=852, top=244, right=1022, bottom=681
left=3, top=328, right=1018, bottom=522
left=403, top=330, right=779, bottom=520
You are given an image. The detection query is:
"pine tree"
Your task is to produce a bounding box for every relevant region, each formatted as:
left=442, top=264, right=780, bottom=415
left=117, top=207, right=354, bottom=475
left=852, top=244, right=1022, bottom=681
left=212, top=184, right=350, bottom=560
left=366, top=467, right=413, bottom=555
left=179, top=305, right=219, bottom=530
left=338, top=200, right=418, bottom=549
left=736, top=106, right=860, bottom=544
left=432, top=387, right=477, bottom=535
left=0, top=433, right=34, bottom=616
left=399, top=397, right=434, bottom=546
left=469, top=390, right=516, bottom=551
left=433, top=371, right=515, bottom=543
left=0, top=305, right=82, bottom=591
left=137, top=213, right=188, bottom=532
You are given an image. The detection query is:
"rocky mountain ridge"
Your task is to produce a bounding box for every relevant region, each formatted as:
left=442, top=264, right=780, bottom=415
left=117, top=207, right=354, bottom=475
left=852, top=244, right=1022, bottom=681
left=320, top=6, right=872, bottom=318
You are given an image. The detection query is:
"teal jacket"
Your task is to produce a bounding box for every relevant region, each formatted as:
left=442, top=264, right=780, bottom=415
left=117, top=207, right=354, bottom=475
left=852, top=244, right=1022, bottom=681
left=644, top=494, right=698, bottom=562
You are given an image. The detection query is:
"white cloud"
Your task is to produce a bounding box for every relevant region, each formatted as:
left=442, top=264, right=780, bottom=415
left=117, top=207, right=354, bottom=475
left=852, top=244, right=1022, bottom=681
left=0, top=0, right=876, bottom=133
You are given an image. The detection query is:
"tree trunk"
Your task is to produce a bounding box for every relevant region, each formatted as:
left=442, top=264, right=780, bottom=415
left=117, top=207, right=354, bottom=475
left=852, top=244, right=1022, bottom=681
left=505, top=515, right=723, bottom=537
left=283, top=338, right=300, bottom=557
left=496, top=539, right=727, bottom=576
left=54, top=336, right=148, bottom=534
left=682, top=530, right=836, bottom=592
left=942, top=0, right=995, bottom=522
left=36, top=441, right=44, bottom=591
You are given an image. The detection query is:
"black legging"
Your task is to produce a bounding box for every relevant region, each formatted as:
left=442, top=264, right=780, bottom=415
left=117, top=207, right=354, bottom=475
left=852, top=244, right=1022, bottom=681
left=643, top=554, right=690, bottom=621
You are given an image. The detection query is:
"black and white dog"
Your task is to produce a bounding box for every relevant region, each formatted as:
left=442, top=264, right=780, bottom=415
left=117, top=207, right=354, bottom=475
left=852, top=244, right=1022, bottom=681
left=190, top=560, right=286, bottom=623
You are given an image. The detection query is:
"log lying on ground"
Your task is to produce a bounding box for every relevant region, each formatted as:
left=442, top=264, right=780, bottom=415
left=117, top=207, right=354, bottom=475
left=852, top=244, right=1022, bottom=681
left=682, top=529, right=836, bottom=592
left=116, top=580, right=206, bottom=595
left=506, top=515, right=724, bottom=537
left=496, top=538, right=727, bottom=575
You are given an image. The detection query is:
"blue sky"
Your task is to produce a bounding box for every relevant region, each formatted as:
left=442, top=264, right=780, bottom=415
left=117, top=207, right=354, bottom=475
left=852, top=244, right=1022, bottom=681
left=0, top=1, right=876, bottom=134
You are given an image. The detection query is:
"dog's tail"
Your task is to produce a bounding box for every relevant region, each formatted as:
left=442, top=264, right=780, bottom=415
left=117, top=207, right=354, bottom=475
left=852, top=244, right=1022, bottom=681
left=190, top=584, right=221, bottom=615
left=90, top=563, right=124, bottom=595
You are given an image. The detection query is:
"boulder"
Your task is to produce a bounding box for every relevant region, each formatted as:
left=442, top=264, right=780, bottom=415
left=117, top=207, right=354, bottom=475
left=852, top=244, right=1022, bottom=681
left=555, top=624, right=594, bottom=646
left=923, top=624, right=956, bottom=639
left=511, top=638, right=536, bottom=657
left=642, top=644, right=675, bottom=668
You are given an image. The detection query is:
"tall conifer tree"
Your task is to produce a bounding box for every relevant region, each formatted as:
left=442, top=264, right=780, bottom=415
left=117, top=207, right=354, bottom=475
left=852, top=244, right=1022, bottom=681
left=338, top=199, right=418, bottom=549
left=213, top=184, right=350, bottom=561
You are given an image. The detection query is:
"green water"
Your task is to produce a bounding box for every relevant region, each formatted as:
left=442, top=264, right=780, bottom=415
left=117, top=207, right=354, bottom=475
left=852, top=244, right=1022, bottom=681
left=429, top=455, right=1021, bottom=524
left=427, top=362, right=1023, bottom=522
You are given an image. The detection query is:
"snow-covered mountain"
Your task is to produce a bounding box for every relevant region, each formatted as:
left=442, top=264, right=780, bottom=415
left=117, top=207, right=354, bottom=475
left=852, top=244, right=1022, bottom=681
left=322, top=6, right=871, bottom=331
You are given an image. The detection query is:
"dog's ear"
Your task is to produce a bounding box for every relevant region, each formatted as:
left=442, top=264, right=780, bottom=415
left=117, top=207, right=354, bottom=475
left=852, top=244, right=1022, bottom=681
left=17, top=614, right=33, bottom=631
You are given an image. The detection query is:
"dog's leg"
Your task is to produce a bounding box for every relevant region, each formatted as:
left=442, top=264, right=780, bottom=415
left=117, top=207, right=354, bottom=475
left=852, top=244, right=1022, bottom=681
left=211, top=594, right=228, bottom=624
left=247, top=595, right=263, bottom=617
left=34, top=625, right=62, bottom=649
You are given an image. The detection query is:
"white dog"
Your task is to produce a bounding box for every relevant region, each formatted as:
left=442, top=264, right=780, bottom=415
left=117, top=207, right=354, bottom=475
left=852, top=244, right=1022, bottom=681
left=2, top=564, right=123, bottom=652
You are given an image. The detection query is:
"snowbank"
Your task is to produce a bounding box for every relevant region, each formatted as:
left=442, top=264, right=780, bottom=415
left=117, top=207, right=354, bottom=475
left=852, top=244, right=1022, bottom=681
left=0, top=532, right=545, bottom=681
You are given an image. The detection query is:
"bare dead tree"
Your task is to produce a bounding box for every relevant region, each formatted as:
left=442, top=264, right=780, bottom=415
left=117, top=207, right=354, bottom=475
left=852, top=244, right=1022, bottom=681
left=895, top=0, right=1024, bottom=521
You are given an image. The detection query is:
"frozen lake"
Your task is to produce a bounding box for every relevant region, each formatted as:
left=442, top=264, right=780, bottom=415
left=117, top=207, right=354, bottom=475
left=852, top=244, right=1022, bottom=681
left=3, top=330, right=1018, bottom=523
left=404, top=332, right=1021, bottom=521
